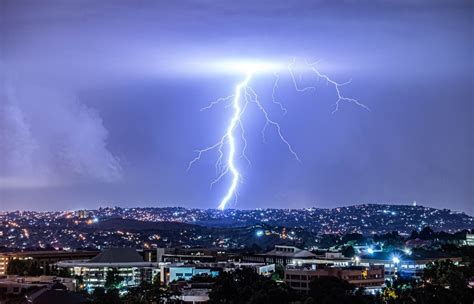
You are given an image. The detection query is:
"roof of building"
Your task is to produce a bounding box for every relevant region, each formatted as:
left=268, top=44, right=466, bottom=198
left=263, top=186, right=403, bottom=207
left=89, top=247, right=144, bottom=263
left=264, top=246, right=316, bottom=258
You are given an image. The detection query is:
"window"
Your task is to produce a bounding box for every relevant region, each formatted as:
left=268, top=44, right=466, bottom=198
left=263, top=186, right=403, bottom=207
left=290, top=282, right=300, bottom=287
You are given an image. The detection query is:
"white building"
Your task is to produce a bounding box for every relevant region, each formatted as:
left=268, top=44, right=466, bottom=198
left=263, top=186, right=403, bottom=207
left=56, top=248, right=160, bottom=292
left=466, top=234, right=474, bottom=246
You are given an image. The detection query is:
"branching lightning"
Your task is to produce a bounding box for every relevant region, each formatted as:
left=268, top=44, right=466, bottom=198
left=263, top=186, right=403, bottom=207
left=188, top=58, right=369, bottom=210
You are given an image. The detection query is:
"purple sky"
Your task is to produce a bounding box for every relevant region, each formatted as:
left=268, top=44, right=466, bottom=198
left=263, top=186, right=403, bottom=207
left=1, top=0, right=473, bottom=213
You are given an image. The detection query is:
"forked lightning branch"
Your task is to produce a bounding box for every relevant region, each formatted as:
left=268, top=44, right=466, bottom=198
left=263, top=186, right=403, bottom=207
left=188, top=58, right=369, bottom=210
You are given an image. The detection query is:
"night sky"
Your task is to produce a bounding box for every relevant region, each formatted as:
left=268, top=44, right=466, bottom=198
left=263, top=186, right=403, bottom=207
left=1, top=1, right=473, bottom=213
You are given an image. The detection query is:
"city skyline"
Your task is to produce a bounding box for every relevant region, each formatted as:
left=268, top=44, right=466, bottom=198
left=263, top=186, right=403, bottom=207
left=1, top=1, right=473, bottom=213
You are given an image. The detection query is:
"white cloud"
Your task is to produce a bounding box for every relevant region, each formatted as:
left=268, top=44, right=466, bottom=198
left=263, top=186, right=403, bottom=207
left=0, top=80, right=121, bottom=188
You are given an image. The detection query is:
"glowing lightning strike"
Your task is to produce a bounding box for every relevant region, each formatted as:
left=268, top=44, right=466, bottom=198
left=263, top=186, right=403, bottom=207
left=188, top=59, right=369, bottom=210
left=216, top=74, right=252, bottom=210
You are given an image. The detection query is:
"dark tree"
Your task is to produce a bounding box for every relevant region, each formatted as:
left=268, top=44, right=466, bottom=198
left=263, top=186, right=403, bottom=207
left=342, top=233, right=366, bottom=245
left=307, top=277, right=356, bottom=304
left=419, top=227, right=435, bottom=240
left=423, top=260, right=473, bottom=299
left=208, top=268, right=300, bottom=304
left=91, top=287, right=120, bottom=304
left=6, top=259, right=42, bottom=276
left=409, top=230, right=419, bottom=239
left=383, top=260, right=474, bottom=304
left=122, top=276, right=181, bottom=304
left=318, top=234, right=341, bottom=248
left=104, top=268, right=123, bottom=290
left=56, top=266, right=71, bottom=277
left=374, top=231, right=405, bottom=250
left=342, top=245, right=356, bottom=258
left=271, top=264, right=285, bottom=281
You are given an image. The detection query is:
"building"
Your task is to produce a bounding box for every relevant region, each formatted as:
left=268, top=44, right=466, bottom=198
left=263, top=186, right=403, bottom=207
left=164, top=264, right=220, bottom=284
left=0, top=250, right=99, bottom=275
left=309, top=252, right=352, bottom=267
left=242, top=246, right=351, bottom=267
left=170, top=282, right=213, bottom=304
left=160, top=261, right=273, bottom=285
left=56, top=248, right=160, bottom=292
left=284, top=265, right=385, bottom=293
left=181, top=288, right=210, bottom=304
left=466, top=234, right=474, bottom=246
left=0, top=255, right=7, bottom=276
left=358, top=250, right=462, bottom=280
left=242, top=245, right=317, bottom=266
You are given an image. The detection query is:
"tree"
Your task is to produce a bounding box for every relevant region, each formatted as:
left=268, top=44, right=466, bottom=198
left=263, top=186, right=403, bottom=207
left=91, top=287, right=120, bottom=304
left=208, top=268, right=300, bottom=304
left=423, top=260, right=473, bottom=300
left=306, top=277, right=375, bottom=304
left=104, top=268, right=123, bottom=290
left=382, top=260, right=474, bottom=304
left=318, top=234, right=341, bottom=248
left=342, top=233, right=366, bottom=245
left=122, top=276, right=181, bottom=304
left=409, top=230, right=419, bottom=239
left=74, top=275, right=85, bottom=291
left=307, top=276, right=355, bottom=304
left=271, top=264, right=285, bottom=281
left=56, top=266, right=71, bottom=277
left=419, top=227, right=435, bottom=240
left=6, top=259, right=42, bottom=276
left=374, top=231, right=404, bottom=251
left=342, top=245, right=356, bottom=258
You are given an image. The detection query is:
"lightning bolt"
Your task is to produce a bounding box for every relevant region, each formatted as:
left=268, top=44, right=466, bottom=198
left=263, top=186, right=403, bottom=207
left=189, top=59, right=369, bottom=210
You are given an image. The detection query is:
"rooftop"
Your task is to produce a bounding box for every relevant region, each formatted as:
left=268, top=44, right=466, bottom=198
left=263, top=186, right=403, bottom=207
left=264, top=245, right=316, bottom=258
left=89, top=247, right=144, bottom=263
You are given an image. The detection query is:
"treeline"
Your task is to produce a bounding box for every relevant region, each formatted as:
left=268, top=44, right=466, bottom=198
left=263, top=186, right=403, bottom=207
left=315, top=227, right=472, bottom=250
left=6, top=259, right=70, bottom=277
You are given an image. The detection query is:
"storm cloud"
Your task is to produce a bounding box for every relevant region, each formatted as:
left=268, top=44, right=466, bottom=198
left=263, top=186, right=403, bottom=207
left=0, top=0, right=472, bottom=212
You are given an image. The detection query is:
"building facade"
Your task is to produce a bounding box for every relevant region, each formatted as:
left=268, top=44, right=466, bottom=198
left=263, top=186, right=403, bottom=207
left=284, top=265, right=385, bottom=293
left=359, top=251, right=462, bottom=280
left=466, top=234, right=474, bottom=246
left=56, top=248, right=159, bottom=292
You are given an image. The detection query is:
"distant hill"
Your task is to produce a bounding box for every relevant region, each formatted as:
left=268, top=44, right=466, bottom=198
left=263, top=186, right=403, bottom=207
left=94, top=218, right=199, bottom=231
left=110, top=203, right=474, bottom=233
left=1, top=204, right=472, bottom=250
